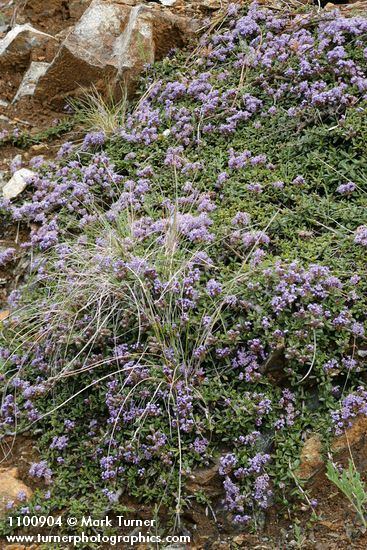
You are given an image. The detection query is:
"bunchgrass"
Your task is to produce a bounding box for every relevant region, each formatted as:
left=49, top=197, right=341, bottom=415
left=69, top=85, right=128, bottom=136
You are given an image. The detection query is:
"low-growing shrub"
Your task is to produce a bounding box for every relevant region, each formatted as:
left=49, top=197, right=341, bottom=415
left=1, top=0, right=367, bottom=537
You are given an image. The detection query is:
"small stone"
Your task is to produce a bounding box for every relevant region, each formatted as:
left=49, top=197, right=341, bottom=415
left=0, top=310, right=10, bottom=321
left=30, top=144, right=48, bottom=152
left=159, top=0, right=177, bottom=5
left=200, top=0, right=222, bottom=10
left=0, top=170, right=6, bottom=189
left=2, top=168, right=36, bottom=199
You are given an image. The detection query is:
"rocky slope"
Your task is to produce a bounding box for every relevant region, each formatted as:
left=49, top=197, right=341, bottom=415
left=1, top=1, right=367, bottom=549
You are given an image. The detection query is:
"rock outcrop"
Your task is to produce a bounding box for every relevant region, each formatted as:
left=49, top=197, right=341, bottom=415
left=0, top=467, right=33, bottom=518
left=297, top=415, right=367, bottom=481
left=0, top=24, right=57, bottom=70
left=0, top=0, right=205, bottom=109
left=33, top=1, right=199, bottom=107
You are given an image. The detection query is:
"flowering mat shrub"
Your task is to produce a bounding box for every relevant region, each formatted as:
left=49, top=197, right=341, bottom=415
left=1, top=1, right=367, bottom=543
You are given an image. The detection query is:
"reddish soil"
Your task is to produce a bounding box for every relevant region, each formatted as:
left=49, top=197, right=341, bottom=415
left=2, top=436, right=367, bottom=549
left=5, top=0, right=83, bottom=34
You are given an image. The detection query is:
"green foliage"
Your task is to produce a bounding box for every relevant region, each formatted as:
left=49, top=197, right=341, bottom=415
left=292, top=522, right=307, bottom=549
left=326, top=459, right=367, bottom=528
left=0, top=118, right=75, bottom=149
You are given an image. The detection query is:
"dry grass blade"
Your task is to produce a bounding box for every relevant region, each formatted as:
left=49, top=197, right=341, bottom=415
left=69, top=84, right=128, bottom=136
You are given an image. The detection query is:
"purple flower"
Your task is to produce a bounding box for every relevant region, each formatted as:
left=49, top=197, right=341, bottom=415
left=336, top=181, right=356, bottom=194
left=228, top=2, right=240, bottom=16
left=242, top=231, right=270, bottom=248
left=352, top=322, right=365, bottom=337
left=247, top=183, right=263, bottom=193
left=342, top=356, right=358, bottom=371
left=253, top=474, right=272, bottom=509
left=29, top=461, right=53, bottom=484
left=64, top=419, right=75, bottom=431
left=82, top=131, right=106, bottom=148
left=232, top=212, right=250, bottom=226
left=228, top=148, right=252, bottom=169
left=176, top=212, right=214, bottom=243
left=206, top=279, right=223, bottom=297
left=7, top=290, right=21, bottom=309
left=332, top=310, right=350, bottom=328
left=191, top=437, right=209, bottom=455
left=331, top=387, right=367, bottom=435
left=16, top=490, right=27, bottom=502
left=219, top=454, right=238, bottom=475
left=350, top=274, right=361, bottom=285
left=50, top=435, right=69, bottom=451
left=354, top=226, right=367, bottom=247
left=164, top=146, right=184, bottom=168
left=292, top=176, right=305, bottom=186
left=217, top=172, right=228, bottom=185
left=247, top=453, right=271, bottom=473
left=0, top=248, right=16, bottom=266
left=57, top=141, right=74, bottom=159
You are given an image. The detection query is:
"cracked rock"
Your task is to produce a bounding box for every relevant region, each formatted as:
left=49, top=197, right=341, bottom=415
left=32, top=0, right=199, bottom=107
left=13, top=61, right=50, bottom=102
left=0, top=24, right=56, bottom=70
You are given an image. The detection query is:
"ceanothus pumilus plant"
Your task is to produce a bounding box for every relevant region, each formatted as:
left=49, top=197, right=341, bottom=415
left=0, top=1, right=367, bottom=532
